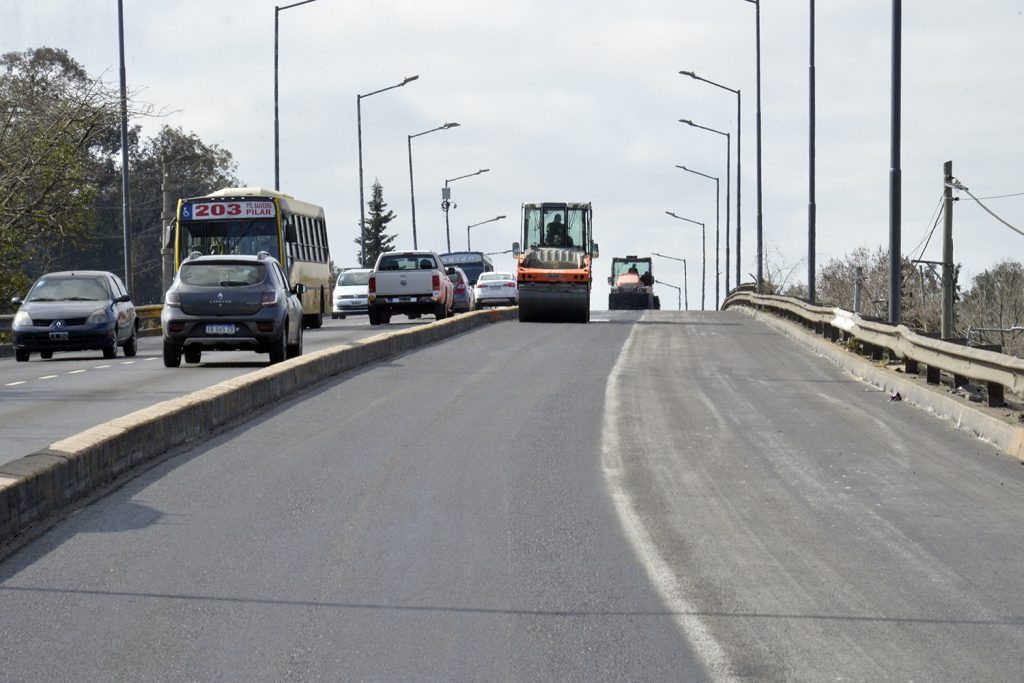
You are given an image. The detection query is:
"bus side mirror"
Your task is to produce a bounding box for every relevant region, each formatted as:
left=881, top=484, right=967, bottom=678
left=607, top=276, right=612, bottom=285
left=591, top=243, right=600, bottom=259
left=285, top=224, right=298, bottom=244
left=512, top=242, right=521, bottom=257
left=293, top=283, right=307, bottom=295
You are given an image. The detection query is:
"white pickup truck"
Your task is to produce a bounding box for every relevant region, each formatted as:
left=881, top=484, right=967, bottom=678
left=367, top=251, right=455, bottom=325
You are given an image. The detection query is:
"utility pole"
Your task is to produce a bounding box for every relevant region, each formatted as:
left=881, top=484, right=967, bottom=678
left=160, top=156, right=175, bottom=297
left=941, top=160, right=954, bottom=338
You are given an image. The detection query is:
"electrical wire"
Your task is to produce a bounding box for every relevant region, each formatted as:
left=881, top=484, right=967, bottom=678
left=951, top=178, right=1024, bottom=237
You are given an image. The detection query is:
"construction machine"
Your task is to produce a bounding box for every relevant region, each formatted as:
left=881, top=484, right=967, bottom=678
left=513, top=202, right=599, bottom=323
left=608, top=256, right=660, bottom=310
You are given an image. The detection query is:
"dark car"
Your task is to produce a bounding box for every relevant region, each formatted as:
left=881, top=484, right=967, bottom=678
left=160, top=251, right=305, bottom=367
left=11, top=271, right=137, bottom=362
left=449, top=266, right=476, bottom=314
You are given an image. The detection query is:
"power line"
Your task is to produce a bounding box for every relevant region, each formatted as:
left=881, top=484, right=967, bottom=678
left=950, top=178, right=1024, bottom=237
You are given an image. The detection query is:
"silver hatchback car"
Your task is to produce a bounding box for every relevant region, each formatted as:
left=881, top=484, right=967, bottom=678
left=161, top=252, right=305, bottom=366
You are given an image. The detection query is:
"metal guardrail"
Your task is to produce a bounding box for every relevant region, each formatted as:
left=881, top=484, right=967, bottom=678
left=723, top=291, right=1024, bottom=407
left=0, top=314, right=10, bottom=333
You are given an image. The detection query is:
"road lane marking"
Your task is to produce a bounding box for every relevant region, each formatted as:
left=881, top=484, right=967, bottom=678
left=601, top=314, right=736, bottom=681
left=5, top=381, right=26, bottom=386
left=38, top=375, right=58, bottom=380
left=121, top=361, right=136, bottom=365
left=68, top=369, right=86, bottom=374
left=94, top=365, right=111, bottom=369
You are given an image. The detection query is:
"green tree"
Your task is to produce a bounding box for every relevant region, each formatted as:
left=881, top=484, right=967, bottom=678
left=354, top=179, right=397, bottom=267
left=958, top=260, right=1024, bottom=356
left=79, top=125, right=239, bottom=304
left=0, top=47, right=121, bottom=303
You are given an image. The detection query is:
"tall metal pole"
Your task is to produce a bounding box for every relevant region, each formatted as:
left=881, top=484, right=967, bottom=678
left=683, top=259, right=688, bottom=310
left=888, top=0, right=902, bottom=324
left=724, top=133, right=731, bottom=296
left=274, top=6, right=280, bottom=191
left=754, top=0, right=764, bottom=293
left=357, top=95, right=366, bottom=264
left=444, top=181, right=451, bottom=253
left=408, top=134, right=418, bottom=249
left=735, top=92, right=742, bottom=288
left=808, top=0, right=817, bottom=303
left=941, top=160, right=954, bottom=338
left=117, top=0, right=132, bottom=297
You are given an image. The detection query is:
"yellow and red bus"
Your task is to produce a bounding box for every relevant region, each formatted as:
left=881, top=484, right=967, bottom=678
left=173, top=187, right=333, bottom=328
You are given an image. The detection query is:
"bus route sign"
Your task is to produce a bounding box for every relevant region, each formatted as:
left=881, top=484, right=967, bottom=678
left=182, top=200, right=277, bottom=221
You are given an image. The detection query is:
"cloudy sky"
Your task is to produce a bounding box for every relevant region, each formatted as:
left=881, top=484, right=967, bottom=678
left=4, top=1, right=1023, bottom=309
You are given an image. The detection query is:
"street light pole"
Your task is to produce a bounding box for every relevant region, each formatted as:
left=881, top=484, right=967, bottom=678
left=467, top=215, right=507, bottom=251
left=444, top=168, right=489, bottom=253
left=677, top=165, right=720, bottom=309
left=678, top=119, right=730, bottom=297
left=654, top=280, right=682, bottom=311
left=117, top=0, right=132, bottom=297
left=652, top=252, right=688, bottom=310
left=678, top=71, right=740, bottom=290
left=666, top=211, right=706, bottom=310
left=275, top=0, right=320, bottom=192
left=408, top=122, right=460, bottom=250
left=888, top=0, right=902, bottom=324
left=808, top=0, right=817, bottom=303
left=742, top=0, right=764, bottom=293
left=357, top=74, right=419, bottom=266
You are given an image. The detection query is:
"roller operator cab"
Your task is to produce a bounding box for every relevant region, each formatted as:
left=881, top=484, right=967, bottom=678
left=512, top=202, right=599, bottom=323
left=608, top=256, right=660, bottom=310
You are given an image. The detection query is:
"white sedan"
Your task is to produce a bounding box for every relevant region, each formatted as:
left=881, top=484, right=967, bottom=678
left=473, top=272, right=518, bottom=307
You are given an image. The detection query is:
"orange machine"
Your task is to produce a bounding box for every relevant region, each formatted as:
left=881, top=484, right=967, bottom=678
left=608, top=255, right=660, bottom=310
left=513, top=202, right=599, bottom=323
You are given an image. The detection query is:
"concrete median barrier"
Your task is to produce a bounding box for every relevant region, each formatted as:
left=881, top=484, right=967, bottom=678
left=0, top=307, right=517, bottom=552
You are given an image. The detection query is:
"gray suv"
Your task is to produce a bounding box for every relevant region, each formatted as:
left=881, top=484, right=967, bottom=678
left=161, top=252, right=305, bottom=367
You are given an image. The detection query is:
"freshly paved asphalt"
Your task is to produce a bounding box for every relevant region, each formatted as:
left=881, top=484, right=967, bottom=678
left=2, top=310, right=1023, bottom=680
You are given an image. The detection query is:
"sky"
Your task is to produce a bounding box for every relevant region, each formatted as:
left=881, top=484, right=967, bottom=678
left=3, top=0, right=1023, bottom=310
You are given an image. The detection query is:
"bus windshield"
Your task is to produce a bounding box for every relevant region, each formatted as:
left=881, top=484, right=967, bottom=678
left=440, top=252, right=493, bottom=285
left=178, top=219, right=281, bottom=261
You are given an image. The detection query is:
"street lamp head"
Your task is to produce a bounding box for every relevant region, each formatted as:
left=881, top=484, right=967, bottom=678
left=402, top=75, right=419, bottom=85
left=496, top=215, right=507, bottom=220
left=679, top=119, right=693, bottom=126
left=679, top=70, right=697, bottom=78
left=443, top=122, right=460, bottom=129
left=665, top=211, right=679, bottom=219
left=480, top=168, right=490, bottom=174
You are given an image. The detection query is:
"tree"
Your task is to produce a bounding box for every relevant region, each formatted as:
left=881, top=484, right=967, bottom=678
left=354, top=179, right=397, bottom=267
left=80, top=125, right=239, bottom=304
left=0, top=47, right=122, bottom=303
left=958, top=260, right=1024, bottom=356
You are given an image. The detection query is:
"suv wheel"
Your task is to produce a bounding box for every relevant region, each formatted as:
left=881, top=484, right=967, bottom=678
left=163, top=341, right=182, bottom=368
left=123, top=328, right=138, bottom=357
left=287, top=324, right=303, bottom=359
left=268, top=325, right=287, bottom=364
left=102, top=342, right=117, bottom=359
left=15, top=349, right=29, bottom=362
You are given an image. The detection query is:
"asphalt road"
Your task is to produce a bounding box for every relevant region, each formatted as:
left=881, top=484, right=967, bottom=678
left=0, top=316, right=431, bottom=466
left=2, top=310, right=1023, bottom=680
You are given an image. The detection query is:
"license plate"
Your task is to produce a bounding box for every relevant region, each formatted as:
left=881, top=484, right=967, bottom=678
left=49, top=332, right=68, bottom=340
left=205, top=324, right=235, bottom=335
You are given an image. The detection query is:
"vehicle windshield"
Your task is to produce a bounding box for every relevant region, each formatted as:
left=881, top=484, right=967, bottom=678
left=378, top=254, right=436, bottom=270
left=524, top=205, right=587, bottom=249
left=613, top=260, right=652, bottom=279
left=336, top=271, right=370, bottom=286
left=27, top=276, right=110, bottom=301
left=179, top=262, right=267, bottom=287
left=179, top=219, right=280, bottom=260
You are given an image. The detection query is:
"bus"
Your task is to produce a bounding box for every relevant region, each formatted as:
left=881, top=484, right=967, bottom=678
left=172, top=187, right=333, bottom=328
left=439, top=251, right=494, bottom=285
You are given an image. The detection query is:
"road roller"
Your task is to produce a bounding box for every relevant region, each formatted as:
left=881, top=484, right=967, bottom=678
left=512, top=202, right=598, bottom=323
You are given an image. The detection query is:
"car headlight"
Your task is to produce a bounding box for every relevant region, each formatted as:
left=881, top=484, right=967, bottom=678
left=13, top=310, right=32, bottom=327
left=86, top=308, right=110, bottom=325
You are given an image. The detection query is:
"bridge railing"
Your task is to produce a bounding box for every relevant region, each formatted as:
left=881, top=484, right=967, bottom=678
left=723, top=291, right=1024, bottom=407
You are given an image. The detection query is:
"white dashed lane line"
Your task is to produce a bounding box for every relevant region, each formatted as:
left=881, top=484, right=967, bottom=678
left=69, top=369, right=86, bottom=374
left=5, top=381, right=26, bottom=387
left=39, top=375, right=58, bottom=380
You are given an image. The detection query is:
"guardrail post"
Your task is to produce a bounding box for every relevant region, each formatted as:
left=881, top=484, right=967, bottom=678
left=988, top=382, right=1005, bottom=408
left=871, top=345, right=884, bottom=361
left=926, top=365, right=941, bottom=385
left=904, top=358, right=918, bottom=374
left=953, top=373, right=968, bottom=389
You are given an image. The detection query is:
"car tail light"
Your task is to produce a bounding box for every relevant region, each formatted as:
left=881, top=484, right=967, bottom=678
left=261, top=291, right=279, bottom=306
left=432, top=274, right=440, bottom=290
left=368, top=275, right=376, bottom=293
left=504, top=282, right=516, bottom=288
left=257, top=321, right=274, bottom=332
left=456, top=282, right=465, bottom=292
